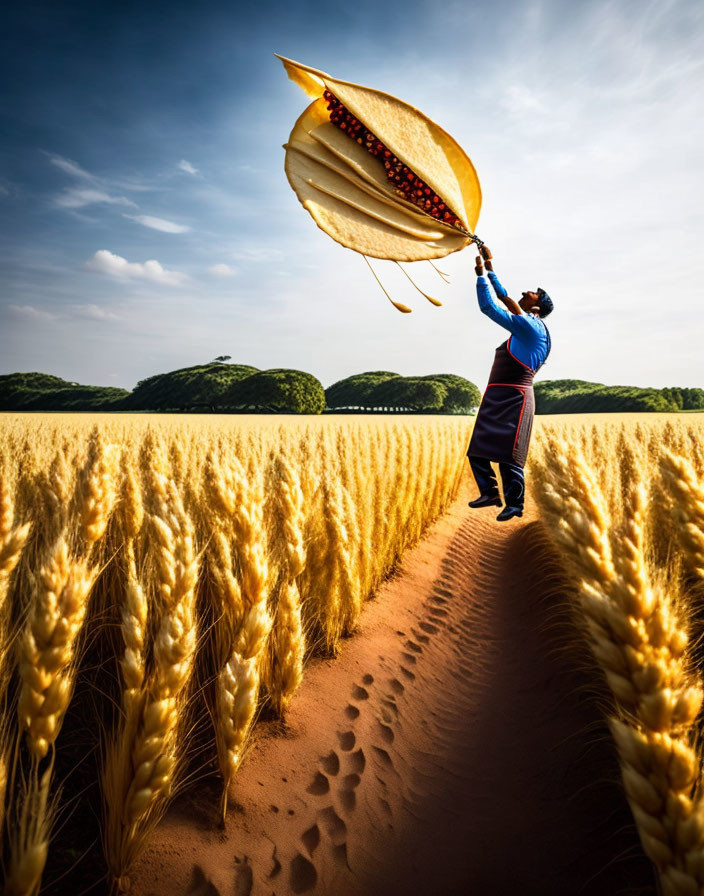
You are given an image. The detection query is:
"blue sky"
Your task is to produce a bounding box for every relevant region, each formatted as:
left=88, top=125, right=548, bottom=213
left=2, top=0, right=702, bottom=391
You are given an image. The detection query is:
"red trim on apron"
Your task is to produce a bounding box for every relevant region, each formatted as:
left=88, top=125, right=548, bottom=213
left=513, top=390, right=528, bottom=451
left=506, top=337, right=535, bottom=372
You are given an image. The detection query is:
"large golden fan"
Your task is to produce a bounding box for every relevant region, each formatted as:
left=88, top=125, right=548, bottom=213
left=277, top=54, right=483, bottom=312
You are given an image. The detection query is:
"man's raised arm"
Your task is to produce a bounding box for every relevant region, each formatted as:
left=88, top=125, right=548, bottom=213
left=474, top=254, right=525, bottom=334
left=480, top=247, right=522, bottom=316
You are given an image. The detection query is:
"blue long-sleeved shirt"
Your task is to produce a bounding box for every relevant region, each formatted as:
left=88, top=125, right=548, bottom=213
left=476, top=271, right=550, bottom=371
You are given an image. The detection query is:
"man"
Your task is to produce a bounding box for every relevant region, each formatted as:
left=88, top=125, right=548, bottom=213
left=466, top=246, right=553, bottom=521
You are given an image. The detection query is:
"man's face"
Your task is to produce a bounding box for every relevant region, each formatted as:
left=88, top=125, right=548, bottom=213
left=519, top=291, right=540, bottom=313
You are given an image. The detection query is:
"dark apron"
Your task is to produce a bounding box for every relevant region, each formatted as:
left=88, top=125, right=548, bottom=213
left=467, top=337, right=538, bottom=468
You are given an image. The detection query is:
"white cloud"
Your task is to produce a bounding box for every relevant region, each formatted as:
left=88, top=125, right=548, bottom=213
left=209, top=263, right=238, bottom=277
left=85, top=250, right=187, bottom=286
left=8, top=304, right=57, bottom=322
left=178, top=159, right=199, bottom=175
left=46, top=153, right=145, bottom=209
left=124, top=214, right=191, bottom=233
left=47, top=153, right=94, bottom=180
left=231, top=247, right=284, bottom=263
left=54, top=188, right=137, bottom=209
left=70, top=303, right=121, bottom=321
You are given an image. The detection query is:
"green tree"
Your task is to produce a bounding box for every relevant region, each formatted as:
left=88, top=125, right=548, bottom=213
left=368, top=377, right=446, bottom=411
left=419, top=374, right=481, bottom=412
left=127, top=363, right=259, bottom=410
left=325, top=372, right=400, bottom=408
left=227, top=369, right=325, bottom=414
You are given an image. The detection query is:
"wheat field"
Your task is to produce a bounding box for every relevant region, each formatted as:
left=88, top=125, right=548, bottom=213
left=530, top=414, right=704, bottom=896
left=0, top=413, right=471, bottom=895
left=2, top=412, right=704, bottom=895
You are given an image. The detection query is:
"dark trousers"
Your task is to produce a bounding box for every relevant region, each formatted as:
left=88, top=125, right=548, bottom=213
left=468, top=455, right=525, bottom=509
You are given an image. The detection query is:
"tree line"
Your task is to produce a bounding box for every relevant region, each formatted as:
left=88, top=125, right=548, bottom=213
left=534, top=380, right=704, bottom=414
left=0, top=368, right=701, bottom=415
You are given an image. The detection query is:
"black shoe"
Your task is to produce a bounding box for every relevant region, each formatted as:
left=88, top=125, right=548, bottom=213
left=496, top=505, right=523, bottom=522
left=468, top=495, right=502, bottom=509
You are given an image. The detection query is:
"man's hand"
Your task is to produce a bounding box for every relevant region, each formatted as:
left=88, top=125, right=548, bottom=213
left=475, top=255, right=484, bottom=276
left=479, top=245, right=493, bottom=272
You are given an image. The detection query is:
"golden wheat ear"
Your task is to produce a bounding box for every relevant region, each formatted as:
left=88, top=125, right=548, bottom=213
left=362, top=256, right=412, bottom=314
left=277, top=54, right=480, bottom=263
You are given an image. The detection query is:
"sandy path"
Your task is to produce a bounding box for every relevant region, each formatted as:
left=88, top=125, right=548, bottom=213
left=132, top=472, right=655, bottom=896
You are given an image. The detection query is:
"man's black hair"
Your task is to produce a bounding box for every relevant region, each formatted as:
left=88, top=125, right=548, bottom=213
left=536, top=287, right=554, bottom=318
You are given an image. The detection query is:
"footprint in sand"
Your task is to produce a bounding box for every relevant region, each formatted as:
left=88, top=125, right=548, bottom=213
left=382, top=695, right=400, bottom=718
left=411, top=629, right=430, bottom=645
left=299, top=805, right=350, bottom=873
left=419, top=621, right=439, bottom=635
left=342, top=772, right=361, bottom=791
left=348, top=747, right=366, bottom=774
left=319, top=750, right=340, bottom=776
left=428, top=607, right=449, bottom=619
left=301, top=823, right=320, bottom=857
left=345, top=703, right=360, bottom=720
left=289, top=853, right=317, bottom=894
left=377, top=721, right=394, bottom=745
left=400, top=651, right=417, bottom=665
left=351, top=684, right=369, bottom=701
left=317, top=805, right=347, bottom=846
left=400, top=667, right=416, bottom=681
left=379, top=705, right=395, bottom=725
left=307, top=771, right=330, bottom=795
left=319, top=806, right=351, bottom=869
left=362, top=673, right=374, bottom=685
left=388, top=677, right=404, bottom=695
left=404, top=639, right=423, bottom=654
left=337, top=730, right=356, bottom=751
left=337, top=769, right=362, bottom=814
left=372, top=745, right=394, bottom=768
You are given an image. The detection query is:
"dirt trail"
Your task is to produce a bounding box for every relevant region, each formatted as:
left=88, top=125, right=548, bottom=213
left=132, top=472, right=655, bottom=896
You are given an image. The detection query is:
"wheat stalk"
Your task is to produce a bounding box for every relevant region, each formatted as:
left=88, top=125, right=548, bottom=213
left=17, top=537, right=95, bottom=760
left=118, top=449, right=144, bottom=541
left=0, top=464, right=31, bottom=702
left=268, top=454, right=306, bottom=714
left=125, top=479, right=198, bottom=817
left=533, top=437, right=704, bottom=895
left=75, top=426, right=119, bottom=547
left=660, top=450, right=704, bottom=591
left=205, top=449, right=272, bottom=816
left=102, top=441, right=199, bottom=892
left=5, top=765, right=53, bottom=896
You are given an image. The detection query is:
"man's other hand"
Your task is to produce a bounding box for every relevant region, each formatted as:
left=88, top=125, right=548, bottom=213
left=475, top=255, right=484, bottom=276
left=480, top=245, right=493, bottom=271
